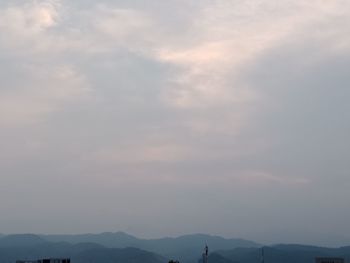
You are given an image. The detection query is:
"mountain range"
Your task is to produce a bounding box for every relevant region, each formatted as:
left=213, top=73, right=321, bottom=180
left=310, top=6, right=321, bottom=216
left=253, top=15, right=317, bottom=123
left=40, top=232, right=260, bottom=262
left=216, top=245, right=350, bottom=263
left=0, top=233, right=349, bottom=263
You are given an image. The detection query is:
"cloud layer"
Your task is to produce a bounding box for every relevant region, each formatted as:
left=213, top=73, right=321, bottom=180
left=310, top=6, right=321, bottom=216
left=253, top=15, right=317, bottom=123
left=0, top=0, right=350, bottom=246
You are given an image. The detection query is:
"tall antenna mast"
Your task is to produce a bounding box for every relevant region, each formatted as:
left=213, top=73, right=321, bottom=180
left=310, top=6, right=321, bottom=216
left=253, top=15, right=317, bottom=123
left=203, top=244, right=209, bottom=263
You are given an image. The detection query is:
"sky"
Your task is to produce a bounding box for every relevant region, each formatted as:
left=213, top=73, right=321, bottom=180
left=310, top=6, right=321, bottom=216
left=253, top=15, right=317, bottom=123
left=0, top=0, right=350, bottom=246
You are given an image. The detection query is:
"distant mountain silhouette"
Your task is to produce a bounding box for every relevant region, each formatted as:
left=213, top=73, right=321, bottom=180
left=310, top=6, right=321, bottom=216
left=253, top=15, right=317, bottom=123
left=73, top=247, right=166, bottom=263
left=0, top=234, right=46, bottom=247
left=0, top=236, right=165, bottom=263
left=3, top=233, right=350, bottom=263
left=216, top=245, right=350, bottom=263
left=42, top=232, right=140, bottom=248
left=41, top=232, right=260, bottom=263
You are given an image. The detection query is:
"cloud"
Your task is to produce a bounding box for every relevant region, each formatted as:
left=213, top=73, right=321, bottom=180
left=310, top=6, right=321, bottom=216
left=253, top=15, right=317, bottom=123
left=0, top=0, right=61, bottom=52
left=0, top=63, right=91, bottom=126
left=0, top=0, right=60, bottom=32
left=153, top=0, right=350, bottom=111
left=0, top=0, right=350, bottom=243
left=1, top=0, right=346, bottom=174
left=241, top=171, right=310, bottom=186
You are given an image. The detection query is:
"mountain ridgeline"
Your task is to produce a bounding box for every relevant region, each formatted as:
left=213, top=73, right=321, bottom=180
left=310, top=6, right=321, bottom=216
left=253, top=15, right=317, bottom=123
left=41, top=232, right=260, bottom=263
left=0, top=233, right=349, bottom=263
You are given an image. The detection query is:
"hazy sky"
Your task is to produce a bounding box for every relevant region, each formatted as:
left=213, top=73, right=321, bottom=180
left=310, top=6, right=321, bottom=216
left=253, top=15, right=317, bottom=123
left=0, top=0, right=350, bottom=246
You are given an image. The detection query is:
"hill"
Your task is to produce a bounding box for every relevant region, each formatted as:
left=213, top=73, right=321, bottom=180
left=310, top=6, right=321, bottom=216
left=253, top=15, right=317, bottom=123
left=4, top=233, right=350, bottom=263
left=0, top=234, right=47, bottom=247
left=0, top=235, right=166, bottom=263
left=73, top=247, right=166, bottom=263
left=216, top=245, right=350, bottom=263
left=41, top=232, right=260, bottom=263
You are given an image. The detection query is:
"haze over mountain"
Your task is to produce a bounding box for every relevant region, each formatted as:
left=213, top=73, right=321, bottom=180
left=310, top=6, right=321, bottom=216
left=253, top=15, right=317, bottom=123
left=0, top=234, right=47, bottom=248
left=42, top=232, right=260, bottom=263
left=0, top=244, right=164, bottom=263
left=1, top=234, right=350, bottom=263
left=216, top=245, right=350, bottom=263
left=0, top=233, right=256, bottom=263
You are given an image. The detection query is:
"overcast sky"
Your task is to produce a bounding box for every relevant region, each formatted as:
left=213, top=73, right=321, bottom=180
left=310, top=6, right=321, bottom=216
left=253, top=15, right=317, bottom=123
left=0, top=0, right=350, bottom=246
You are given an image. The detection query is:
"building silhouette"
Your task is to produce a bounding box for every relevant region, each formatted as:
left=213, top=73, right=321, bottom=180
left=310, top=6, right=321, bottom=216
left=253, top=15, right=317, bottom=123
left=17, top=259, right=70, bottom=263
left=315, top=258, right=345, bottom=263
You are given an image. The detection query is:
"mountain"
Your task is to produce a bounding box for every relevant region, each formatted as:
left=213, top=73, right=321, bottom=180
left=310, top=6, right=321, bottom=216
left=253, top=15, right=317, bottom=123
left=141, top=234, right=260, bottom=263
left=215, top=245, right=350, bottom=263
left=41, top=233, right=260, bottom=263
left=0, top=234, right=47, bottom=247
left=73, top=247, right=166, bottom=263
left=0, top=233, right=260, bottom=263
left=2, top=234, right=350, bottom=263
left=42, top=232, right=140, bottom=248
left=0, top=236, right=166, bottom=263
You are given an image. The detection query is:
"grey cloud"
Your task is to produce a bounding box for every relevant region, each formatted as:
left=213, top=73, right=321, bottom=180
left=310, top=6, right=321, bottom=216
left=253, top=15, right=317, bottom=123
left=0, top=0, right=350, bottom=247
left=240, top=39, right=350, bottom=181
